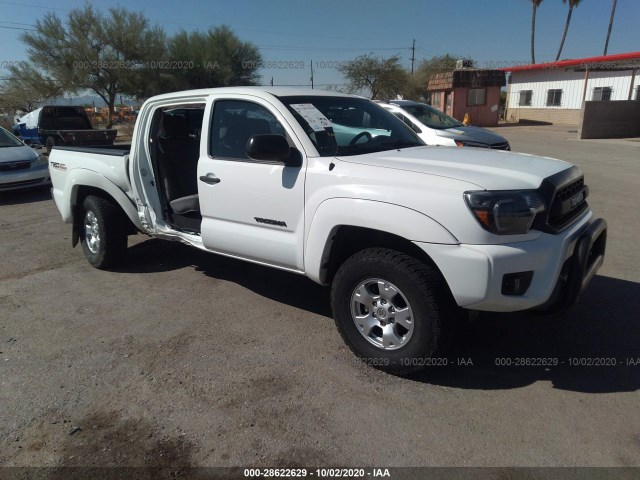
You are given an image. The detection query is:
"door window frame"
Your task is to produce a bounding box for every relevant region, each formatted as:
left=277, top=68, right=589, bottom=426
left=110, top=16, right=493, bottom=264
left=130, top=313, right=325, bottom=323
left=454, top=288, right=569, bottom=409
left=207, top=97, right=301, bottom=165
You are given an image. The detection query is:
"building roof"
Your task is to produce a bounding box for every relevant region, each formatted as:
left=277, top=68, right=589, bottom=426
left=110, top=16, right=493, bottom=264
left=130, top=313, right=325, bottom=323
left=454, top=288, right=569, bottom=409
left=502, top=51, right=640, bottom=72
left=428, top=69, right=506, bottom=91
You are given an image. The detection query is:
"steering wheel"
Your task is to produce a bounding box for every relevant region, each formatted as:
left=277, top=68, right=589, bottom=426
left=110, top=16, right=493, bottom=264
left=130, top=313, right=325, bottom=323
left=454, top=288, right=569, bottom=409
left=349, top=131, right=373, bottom=146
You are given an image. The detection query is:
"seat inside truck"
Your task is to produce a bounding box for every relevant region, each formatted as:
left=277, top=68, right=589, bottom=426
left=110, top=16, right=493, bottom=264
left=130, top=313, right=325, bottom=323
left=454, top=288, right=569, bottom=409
left=154, top=106, right=204, bottom=232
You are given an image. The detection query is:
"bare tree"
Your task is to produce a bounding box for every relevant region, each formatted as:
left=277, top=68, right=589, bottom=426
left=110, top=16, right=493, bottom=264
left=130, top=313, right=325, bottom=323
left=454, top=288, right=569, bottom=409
left=338, top=55, right=407, bottom=100
left=0, top=62, right=63, bottom=112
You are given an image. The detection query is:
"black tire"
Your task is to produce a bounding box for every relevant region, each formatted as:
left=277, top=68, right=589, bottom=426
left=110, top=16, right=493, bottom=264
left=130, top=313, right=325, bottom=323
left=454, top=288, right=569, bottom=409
left=331, top=247, right=455, bottom=375
left=45, top=136, right=57, bottom=154
left=80, top=195, right=127, bottom=269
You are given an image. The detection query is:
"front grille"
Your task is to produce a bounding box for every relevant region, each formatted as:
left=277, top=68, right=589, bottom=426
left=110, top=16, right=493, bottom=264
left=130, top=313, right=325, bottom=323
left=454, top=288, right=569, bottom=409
left=0, top=178, right=44, bottom=188
left=0, top=161, right=31, bottom=172
left=490, top=141, right=510, bottom=151
left=548, top=177, right=588, bottom=230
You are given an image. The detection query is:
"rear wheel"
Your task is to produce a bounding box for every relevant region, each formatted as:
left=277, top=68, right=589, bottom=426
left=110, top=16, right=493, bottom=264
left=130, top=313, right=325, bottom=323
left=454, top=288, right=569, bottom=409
left=80, top=195, right=127, bottom=269
left=331, top=247, right=454, bottom=375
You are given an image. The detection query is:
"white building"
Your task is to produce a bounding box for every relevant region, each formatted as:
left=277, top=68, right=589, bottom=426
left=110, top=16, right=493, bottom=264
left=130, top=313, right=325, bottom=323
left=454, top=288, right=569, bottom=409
left=504, top=51, right=640, bottom=125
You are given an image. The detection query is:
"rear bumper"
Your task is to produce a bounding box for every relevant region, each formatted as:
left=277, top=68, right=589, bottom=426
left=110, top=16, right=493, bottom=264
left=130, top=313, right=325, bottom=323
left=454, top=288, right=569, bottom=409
left=415, top=210, right=607, bottom=312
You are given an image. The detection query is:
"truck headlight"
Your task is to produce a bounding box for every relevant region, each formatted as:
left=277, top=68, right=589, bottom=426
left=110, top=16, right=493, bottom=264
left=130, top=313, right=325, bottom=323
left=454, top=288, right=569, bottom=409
left=464, top=190, right=545, bottom=235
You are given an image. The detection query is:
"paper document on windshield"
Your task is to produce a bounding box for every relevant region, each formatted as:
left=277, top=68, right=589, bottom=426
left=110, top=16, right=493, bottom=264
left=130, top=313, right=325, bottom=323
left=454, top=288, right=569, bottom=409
left=290, top=104, right=332, bottom=132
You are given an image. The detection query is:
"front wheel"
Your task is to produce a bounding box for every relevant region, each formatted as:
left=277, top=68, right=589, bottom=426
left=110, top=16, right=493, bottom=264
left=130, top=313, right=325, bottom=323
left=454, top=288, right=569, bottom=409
left=80, top=195, right=127, bottom=269
left=331, top=248, right=454, bottom=375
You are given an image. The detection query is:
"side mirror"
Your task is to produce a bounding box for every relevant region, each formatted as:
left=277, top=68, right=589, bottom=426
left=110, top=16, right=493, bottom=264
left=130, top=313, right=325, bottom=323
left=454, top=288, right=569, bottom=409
left=246, top=134, right=301, bottom=167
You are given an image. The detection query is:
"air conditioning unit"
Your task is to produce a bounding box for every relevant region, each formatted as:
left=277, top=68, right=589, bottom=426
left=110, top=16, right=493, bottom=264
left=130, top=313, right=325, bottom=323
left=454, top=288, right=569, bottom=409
left=456, top=59, right=474, bottom=70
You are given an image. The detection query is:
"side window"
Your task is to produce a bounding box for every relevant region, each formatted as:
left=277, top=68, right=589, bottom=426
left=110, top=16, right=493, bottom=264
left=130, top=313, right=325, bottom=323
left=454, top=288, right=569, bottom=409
left=210, top=100, right=286, bottom=160
left=392, top=112, right=420, bottom=133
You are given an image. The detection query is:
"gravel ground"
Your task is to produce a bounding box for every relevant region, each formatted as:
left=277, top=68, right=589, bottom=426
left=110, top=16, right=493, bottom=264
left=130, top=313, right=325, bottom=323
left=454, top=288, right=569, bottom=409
left=0, top=126, right=639, bottom=471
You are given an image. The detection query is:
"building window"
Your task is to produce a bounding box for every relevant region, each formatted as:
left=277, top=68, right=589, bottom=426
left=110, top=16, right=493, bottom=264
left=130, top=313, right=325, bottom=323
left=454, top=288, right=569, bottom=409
left=467, top=88, right=486, bottom=106
left=546, top=89, right=563, bottom=107
left=519, top=90, right=533, bottom=106
left=635, top=86, right=640, bottom=100
left=592, top=87, right=612, bottom=101
left=432, top=92, right=441, bottom=107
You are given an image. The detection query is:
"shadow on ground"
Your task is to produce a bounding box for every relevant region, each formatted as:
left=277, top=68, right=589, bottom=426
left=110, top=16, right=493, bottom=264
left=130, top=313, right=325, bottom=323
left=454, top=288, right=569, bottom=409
left=411, top=274, right=640, bottom=393
left=116, top=238, right=640, bottom=394
left=116, top=238, right=332, bottom=318
left=0, top=186, right=51, bottom=206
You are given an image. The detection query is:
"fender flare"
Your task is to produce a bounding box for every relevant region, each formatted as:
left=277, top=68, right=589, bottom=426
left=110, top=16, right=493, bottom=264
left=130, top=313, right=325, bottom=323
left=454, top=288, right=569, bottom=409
left=304, top=198, right=458, bottom=283
left=61, top=169, right=143, bottom=236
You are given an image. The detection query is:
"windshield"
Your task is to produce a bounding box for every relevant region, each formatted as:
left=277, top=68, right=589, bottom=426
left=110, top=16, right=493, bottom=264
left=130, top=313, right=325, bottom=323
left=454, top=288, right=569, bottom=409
left=279, top=95, right=423, bottom=157
left=0, top=127, right=23, bottom=147
left=401, top=103, right=463, bottom=129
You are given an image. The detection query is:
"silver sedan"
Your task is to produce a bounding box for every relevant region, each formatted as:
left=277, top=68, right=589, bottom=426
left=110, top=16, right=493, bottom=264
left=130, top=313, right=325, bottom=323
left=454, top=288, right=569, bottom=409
left=0, top=126, right=50, bottom=191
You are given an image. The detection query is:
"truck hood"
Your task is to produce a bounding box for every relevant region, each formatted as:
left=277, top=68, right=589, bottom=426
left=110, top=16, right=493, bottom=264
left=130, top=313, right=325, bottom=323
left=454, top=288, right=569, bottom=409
left=336, top=146, right=572, bottom=190
left=434, top=125, right=507, bottom=145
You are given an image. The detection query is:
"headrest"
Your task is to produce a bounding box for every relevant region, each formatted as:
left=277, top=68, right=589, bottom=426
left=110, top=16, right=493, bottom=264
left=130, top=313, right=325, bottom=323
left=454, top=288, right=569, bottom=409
left=162, top=114, right=188, bottom=138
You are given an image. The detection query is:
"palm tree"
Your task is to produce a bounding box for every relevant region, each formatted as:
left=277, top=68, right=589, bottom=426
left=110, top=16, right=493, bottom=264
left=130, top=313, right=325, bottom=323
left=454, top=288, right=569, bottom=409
left=556, top=0, right=582, bottom=61
left=531, top=0, right=544, bottom=64
left=603, top=0, right=617, bottom=55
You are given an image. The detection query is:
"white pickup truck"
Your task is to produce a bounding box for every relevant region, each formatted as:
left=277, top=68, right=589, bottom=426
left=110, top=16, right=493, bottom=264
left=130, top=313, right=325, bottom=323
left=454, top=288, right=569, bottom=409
left=49, top=87, right=607, bottom=374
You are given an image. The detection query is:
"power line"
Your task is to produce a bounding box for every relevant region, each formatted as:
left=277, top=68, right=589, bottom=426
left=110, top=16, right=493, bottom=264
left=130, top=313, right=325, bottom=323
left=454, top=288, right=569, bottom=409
left=0, top=0, right=70, bottom=11
left=0, top=21, right=36, bottom=26
left=256, top=45, right=409, bottom=52
left=0, top=25, right=36, bottom=31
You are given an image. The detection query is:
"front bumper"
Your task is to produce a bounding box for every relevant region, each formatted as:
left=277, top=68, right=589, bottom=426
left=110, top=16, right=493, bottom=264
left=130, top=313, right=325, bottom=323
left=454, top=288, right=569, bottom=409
left=415, top=210, right=607, bottom=312
left=0, top=165, right=51, bottom=192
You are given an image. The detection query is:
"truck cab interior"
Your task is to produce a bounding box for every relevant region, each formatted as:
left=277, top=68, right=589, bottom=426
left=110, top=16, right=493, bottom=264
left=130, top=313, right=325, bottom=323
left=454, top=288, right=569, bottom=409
left=150, top=104, right=205, bottom=233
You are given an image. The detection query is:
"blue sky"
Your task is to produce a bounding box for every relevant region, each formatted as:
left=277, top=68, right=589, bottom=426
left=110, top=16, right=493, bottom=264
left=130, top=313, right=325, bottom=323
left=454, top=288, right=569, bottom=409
left=1, top=0, right=638, bottom=91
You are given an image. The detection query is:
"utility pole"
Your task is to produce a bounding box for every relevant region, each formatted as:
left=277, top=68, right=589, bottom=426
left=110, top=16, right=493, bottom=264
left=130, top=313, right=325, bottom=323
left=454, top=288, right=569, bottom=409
left=411, top=39, right=416, bottom=75
left=310, top=59, right=314, bottom=89
left=270, top=76, right=274, bottom=86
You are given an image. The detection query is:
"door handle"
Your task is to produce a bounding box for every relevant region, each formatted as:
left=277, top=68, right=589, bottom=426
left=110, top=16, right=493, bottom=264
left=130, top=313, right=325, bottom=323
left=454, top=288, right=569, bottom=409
left=200, top=174, right=221, bottom=185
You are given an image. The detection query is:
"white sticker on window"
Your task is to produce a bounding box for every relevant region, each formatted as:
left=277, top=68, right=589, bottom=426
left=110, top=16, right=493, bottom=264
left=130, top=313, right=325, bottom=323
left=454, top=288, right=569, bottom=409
left=290, top=103, right=332, bottom=132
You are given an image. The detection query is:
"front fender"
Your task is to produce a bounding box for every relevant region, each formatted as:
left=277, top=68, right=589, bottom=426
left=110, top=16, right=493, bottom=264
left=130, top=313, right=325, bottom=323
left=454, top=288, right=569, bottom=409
left=53, top=168, right=142, bottom=231
left=304, top=198, right=458, bottom=283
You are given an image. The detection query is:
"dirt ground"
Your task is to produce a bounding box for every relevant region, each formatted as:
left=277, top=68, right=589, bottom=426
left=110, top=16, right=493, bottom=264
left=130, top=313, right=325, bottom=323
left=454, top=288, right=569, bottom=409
left=0, top=125, right=639, bottom=474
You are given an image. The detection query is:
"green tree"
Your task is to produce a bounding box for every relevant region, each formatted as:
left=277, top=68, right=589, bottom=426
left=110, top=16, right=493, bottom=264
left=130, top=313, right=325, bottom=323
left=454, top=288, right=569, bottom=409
left=603, top=0, right=617, bottom=55
left=0, top=62, right=63, bottom=112
left=17, top=5, right=165, bottom=127
left=556, top=0, right=582, bottom=61
left=166, top=25, right=262, bottom=91
left=338, top=54, right=407, bottom=100
left=530, top=0, right=544, bottom=64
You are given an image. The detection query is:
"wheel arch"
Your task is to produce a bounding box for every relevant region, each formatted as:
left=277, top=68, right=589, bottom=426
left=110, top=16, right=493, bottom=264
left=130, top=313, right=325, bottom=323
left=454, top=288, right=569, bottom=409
left=304, top=198, right=458, bottom=286
left=69, top=175, right=141, bottom=247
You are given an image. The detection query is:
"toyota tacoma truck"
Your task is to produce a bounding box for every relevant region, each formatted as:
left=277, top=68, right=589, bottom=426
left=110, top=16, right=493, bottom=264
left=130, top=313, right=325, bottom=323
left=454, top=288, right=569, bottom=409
left=48, top=87, right=607, bottom=374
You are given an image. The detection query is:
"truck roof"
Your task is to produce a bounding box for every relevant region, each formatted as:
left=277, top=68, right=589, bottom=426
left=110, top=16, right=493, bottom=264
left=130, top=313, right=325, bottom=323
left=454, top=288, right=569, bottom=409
left=145, top=86, right=363, bottom=103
